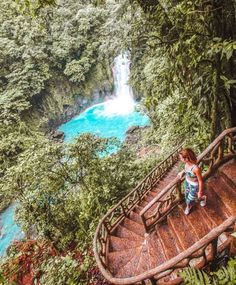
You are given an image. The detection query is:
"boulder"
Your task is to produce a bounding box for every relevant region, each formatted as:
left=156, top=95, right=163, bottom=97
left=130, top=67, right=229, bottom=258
left=126, top=125, right=140, bottom=134
left=51, top=130, right=65, bottom=140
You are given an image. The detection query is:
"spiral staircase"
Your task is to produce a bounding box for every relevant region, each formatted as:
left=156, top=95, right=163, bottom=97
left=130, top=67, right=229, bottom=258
left=93, top=128, right=236, bottom=285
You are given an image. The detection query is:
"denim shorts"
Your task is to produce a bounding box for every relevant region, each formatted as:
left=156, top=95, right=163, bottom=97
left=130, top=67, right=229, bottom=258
left=184, top=180, right=198, bottom=205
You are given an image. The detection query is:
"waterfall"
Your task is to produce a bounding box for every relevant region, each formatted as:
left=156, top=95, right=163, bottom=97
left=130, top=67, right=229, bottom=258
left=102, top=53, right=135, bottom=116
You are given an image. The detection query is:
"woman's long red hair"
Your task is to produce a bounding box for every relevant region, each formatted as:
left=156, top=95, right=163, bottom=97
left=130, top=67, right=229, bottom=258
left=179, top=148, right=197, bottom=164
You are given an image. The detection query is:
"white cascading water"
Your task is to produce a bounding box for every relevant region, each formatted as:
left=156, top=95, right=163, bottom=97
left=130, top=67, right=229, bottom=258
left=102, top=53, right=135, bottom=116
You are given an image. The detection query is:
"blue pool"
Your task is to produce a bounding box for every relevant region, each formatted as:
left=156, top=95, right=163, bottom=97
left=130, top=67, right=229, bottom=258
left=59, top=103, right=149, bottom=143
left=0, top=204, right=24, bottom=256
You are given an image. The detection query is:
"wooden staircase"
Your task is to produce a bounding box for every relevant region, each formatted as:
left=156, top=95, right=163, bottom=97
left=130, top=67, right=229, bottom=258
left=108, top=165, right=179, bottom=277
left=94, top=129, right=236, bottom=285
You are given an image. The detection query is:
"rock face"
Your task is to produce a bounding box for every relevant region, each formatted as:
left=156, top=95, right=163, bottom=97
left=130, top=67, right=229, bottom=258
left=125, top=125, right=160, bottom=158
left=126, top=125, right=140, bottom=134
left=49, top=130, right=65, bottom=142
left=125, top=125, right=150, bottom=145
left=46, top=88, right=110, bottom=130
left=23, top=76, right=113, bottom=132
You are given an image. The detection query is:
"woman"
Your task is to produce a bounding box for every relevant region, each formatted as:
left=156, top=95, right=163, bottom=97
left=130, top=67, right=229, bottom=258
left=178, top=148, right=206, bottom=215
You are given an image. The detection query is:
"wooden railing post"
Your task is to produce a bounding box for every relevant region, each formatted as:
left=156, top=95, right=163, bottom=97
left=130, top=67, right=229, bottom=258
left=141, top=213, right=148, bottom=233
left=103, top=221, right=110, bottom=234
left=177, top=180, right=182, bottom=200
left=149, top=277, right=156, bottom=285
left=229, top=223, right=236, bottom=256
left=120, top=202, right=127, bottom=217
left=210, top=237, right=218, bottom=271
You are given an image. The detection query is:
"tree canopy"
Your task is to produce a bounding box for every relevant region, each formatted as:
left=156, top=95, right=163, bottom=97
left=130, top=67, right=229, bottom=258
left=126, top=0, right=236, bottom=149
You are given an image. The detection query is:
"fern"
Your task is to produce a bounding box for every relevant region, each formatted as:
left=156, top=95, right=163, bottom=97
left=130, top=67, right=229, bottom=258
left=180, top=267, right=211, bottom=285
left=180, top=257, right=236, bottom=285
left=211, top=258, right=236, bottom=285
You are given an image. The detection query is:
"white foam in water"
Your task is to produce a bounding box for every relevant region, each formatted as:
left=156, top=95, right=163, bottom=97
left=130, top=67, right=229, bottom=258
left=102, top=53, right=135, bottom=117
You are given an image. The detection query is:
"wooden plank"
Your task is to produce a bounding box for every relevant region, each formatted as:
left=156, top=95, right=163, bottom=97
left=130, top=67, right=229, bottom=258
left=207, top=177, right=236, bottom=216
left=200, top=181, right=230, bottom=227
left=156, top=222, right=182, bottom=259
left=168, top=207, right=200, bottom=250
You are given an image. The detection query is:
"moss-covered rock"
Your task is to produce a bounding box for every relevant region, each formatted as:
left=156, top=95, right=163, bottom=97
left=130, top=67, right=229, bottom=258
left=23, top=67, right=113, bottom=131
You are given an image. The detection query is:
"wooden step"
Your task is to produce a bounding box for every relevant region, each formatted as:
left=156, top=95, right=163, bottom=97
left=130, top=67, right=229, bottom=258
left=128, top=210, right=142, bottom=224
left=178, top=204, right=210, bottom=240
left=152, top=186, right=163, bottom=193
left=166, top=172, right=178, bottom=179
left=168, top=207, right=199, bottom=250
left=135, top=244, right=151, bottom=275
left=207, top=176, right=236, bottom=215
left=115, top=247, right=143, bottom=278
left=219, top=159, right=236, bottom=186
left=122, top=218, right=145, bottom=236
left=108, top=247, right=142, bottom=275
left=147, top=232, right=166, bottom=268
left=109, top=236, right=141, bottom=251
left=158, top=180, right=171, bottom=188
left=114, top=225, right=143, bottom=241
left=156, top=222, right=181, bottom=259
left=219, top=169, right=236, bottom=189
left=200, top=182, right=230, bottom=228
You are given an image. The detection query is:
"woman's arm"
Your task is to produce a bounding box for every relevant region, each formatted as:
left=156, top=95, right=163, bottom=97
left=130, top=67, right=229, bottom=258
left=177, top=169, right=185, bottom=178
left=194, top=166, right=204, bottom=198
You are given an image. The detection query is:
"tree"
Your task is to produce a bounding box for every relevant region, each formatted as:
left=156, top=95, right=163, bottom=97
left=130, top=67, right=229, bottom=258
left=1, top=134, right=144, bottom=249
left=125, top=0, right=236, bottom=148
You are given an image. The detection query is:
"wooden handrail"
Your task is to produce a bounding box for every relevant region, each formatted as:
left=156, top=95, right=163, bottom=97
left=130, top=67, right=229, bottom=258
left=140, top=177, right=179, bottom=217
left=140, top=127, right=236, bottom=230
left=115, top=143, right=182, bottom=206
left=198, top=127, right=236, bottom=161
left=94, top=216, right=236, bottom=284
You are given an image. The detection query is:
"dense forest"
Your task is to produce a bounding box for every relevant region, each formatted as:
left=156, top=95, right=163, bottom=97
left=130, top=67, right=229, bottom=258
left=0, top=0, right=235, bottom=284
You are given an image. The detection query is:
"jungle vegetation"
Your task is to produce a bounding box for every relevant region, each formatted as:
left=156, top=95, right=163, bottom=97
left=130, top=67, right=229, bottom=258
left=127, top=0, right=236, bottom=151
left=0, top=0, right=235, bottom=284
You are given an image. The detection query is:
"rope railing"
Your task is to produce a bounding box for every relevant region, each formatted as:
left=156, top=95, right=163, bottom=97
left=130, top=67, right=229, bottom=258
left=140, top=127, right=236, bottom=232
left=93, top=144, right=183, bottom=271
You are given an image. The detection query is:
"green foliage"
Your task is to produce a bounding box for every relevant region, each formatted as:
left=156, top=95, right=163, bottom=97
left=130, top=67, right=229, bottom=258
left=0, top=116, right=44, bottom=210
left=0, top=0, right=113, bottom=128
left=0, top=0, right=117, bottom=207
left=15, top=0, right=56, bottom=16
left=0, top=134, right=145, bottom=249
left=180, top=257, right=236, bottom=285
left=125, top=0, right=236, bottom=149
left=64, top=58, right=92, bottom=83
left=39, top=255, right=80, bottom=285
